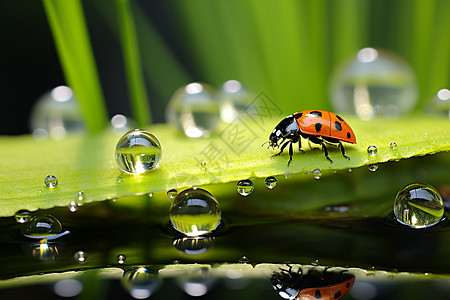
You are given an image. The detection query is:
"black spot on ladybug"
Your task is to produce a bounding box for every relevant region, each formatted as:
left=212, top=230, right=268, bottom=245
left=335, top=121, right=342, bottom=131
left=334, top=290, right=342, bottom=299
left=347, top=132, right=351, bottom=139
left=315, top=289, right=322, bottom=298
left=310, top=111, right=323, bottom=117
left=346, top=282, right=350, bottom=288
left=336, top=115, right=343, bottom=121
left=315, top=123, right=322, bottom=133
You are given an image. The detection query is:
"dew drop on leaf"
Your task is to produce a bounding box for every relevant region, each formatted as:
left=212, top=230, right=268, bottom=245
left=264, top=177, right=277, bottom=189
left=236, top=179, right=254, bottom=196
left=44, top=175, right=58, bottom=188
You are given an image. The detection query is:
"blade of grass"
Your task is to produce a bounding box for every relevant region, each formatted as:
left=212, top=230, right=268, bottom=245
left=116, top=0, right=151, bottom=126
left=42, top=0, right=108, bottom=134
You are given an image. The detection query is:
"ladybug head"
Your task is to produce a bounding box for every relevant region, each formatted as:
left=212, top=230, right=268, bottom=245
left=268, top=116, right=299, bottom=148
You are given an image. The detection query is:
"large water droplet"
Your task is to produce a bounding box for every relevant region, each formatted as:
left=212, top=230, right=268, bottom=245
left=264, top=177, right=277, bottom=189
left=166, top=82, right=220, bottom=138
left=44, top=175, right=58, bottom=188
left=173, top=236, right=215, bottom=255
left=394, top=183, right=444, bottom=228
left=331, top=48, right=418, bottom=120
left=170, top=188, right=221, bottom=237
left=115, top=129, right=162, bottom=174
left=121, top=267, right=160, bottom=299
left=21, top=215, right=68, bottom=240
left=367, top=145, right=378, bottom=156
left=236, top=180, right=254, bottom=196
left=30, top=86, right=86, bottom=140
left=15, top=210, right=31, bottom=223
left=218, top=80, right=254, bottom=123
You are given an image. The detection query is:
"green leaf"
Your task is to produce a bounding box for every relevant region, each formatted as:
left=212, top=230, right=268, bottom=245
left=0, top=116, right=449, bottom=217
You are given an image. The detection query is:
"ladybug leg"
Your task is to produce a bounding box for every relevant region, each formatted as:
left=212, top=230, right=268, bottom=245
left=271, top=140, right=290, bottom=158
left=309, top=137, right=333, bottom=163
left=297, top=136, right=305, bottom=153
left=338, top=141, right=350, bottom=160
left=287, top=141, right=294, bottom=166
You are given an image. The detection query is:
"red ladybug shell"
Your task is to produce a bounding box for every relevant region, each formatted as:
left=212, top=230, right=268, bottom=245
left=295, top=110, right=356, bottom=144
left=297, top=275, right=355, bottom=300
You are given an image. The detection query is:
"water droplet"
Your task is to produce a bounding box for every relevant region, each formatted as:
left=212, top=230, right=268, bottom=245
left=74, top=250, right=87, bottom=263
left=15, top=210, right=31, bottom=223
left=200, top=162, right=207, bottom=170
left=117, top=176, right=123, bottom=183
left=173, top=236, right=215, bottom=255
left=394, top=183, right=444, bottom=228
left=284, top=172, right=291, bottom=179
left=148, top=192, right=153, bottom=197
left=238, top=256, right=250, bottom=264
left=390, top=142, right=397, bottom=149
left=44, top=175, right=58, bottom=188
left=313, top=169, right=322, bottom=180
left=264, top=177, right=277, bottom=189
left=167, top=189, right=178, bottom=199
left=21, top=215, right=68, bottom=240
left=236, top=179, right=254, bottom=196
left=367, top=145, right=378, bottom=156
left=30, top=86, right=86, bottom=140
left=110, top=114, right=137, bottom=135
left=166, top=82, right=220, bottom=138
left=28, top=239, right=60, bottom=262
left=77, top=191, right=85, bottom=201
left=117, top=254, right=127, bottom=264
left=368, top=164, right=378, bottom=172
left=218, top=80, right=254, bottom=123
left=121, top=267, right=160, bottom=299
left=311, top=259, right=319, bottom=266
left=115, top=129, right=162, bottom=174
left=170, top=188, right=221, bottom=237
left=68, top=201, right=78, bottom=212
left=331, top=48, right=418, bottom=120
left=348, top=168, right=352, bottom=173
left=426, top=89, right=450, bottom=117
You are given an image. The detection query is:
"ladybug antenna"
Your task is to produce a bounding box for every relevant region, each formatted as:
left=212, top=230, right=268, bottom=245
left=261, top=141, right=269, bottom=147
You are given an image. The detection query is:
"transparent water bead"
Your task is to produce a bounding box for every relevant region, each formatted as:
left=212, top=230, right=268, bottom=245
left=77, top=191, right=85, bottom=202
left=74, top=250, right=87, bottom=263
left=173, top=236, right=215, bottom=255
left=44, top=175, right=58, bottom=188
left=115, top=129, right=162, bottom=174
left=117, top=254, right=127, bottom=264
left=121, top=267, right=160, bottom=299
left=368, top=164, right=378, bottom=172
left=367, top=145, right=378, bottom=156
left=236, top=179, right=254, bottom=196
left=331, top=48, right=418, bottom=120
left=394, top=183, right=444, bottom=228
left=170, top=188, right=221, bottom=237
left=390, top=142, right=397, bottom=150
left=313, top=169, right=322, bottom=180
left=29, top=239, right=60, bottom=262
left=166, top=82, right=220, bottom=138
left=167, top=189, right=178, bottom=199
left=30, top=85, right=85, bottom=140
left=265, top=177, right=277, bottom=189
left=21, top=215, right=69, bottom=240
left=427, top=88, right=450, bottom=118
left=15, top=210, right=31, bottom=223
left=218, top=80, right=254, bottom=123
left=68, top=201, right=79, bottom=212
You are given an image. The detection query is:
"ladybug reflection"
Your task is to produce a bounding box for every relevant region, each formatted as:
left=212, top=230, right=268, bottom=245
left=271, top=265, right=355, bottom=300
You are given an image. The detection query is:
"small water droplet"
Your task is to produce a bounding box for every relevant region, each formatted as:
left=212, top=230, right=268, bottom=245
left=284, top=173, right=291, bottom=179
left=313, top=169, right=322, bottom=180
left=167, top=189, right=178, bottom=199
left=367, top=145, right=378, bottom=156
left=148, top=192, right=153, bottom=197
left=15, top=210, right=31, bottom=223
left=200, top=162, right=207, bottom=170
left=68, top=201, right=78, bottom=212
left=264, top=177, right=277, bottom=189
left=368, top=164, right=378, bottom=172
left=74, top=250, right=87, bottom=263
left=21, top=214, right=67, bottom=240
left=117, top=254, right=126, bottom=264
left=121, top=267, right=160, bottom=298
left=390, top=142, right=397, bottom=149
left=115, top=129, right=162, bottom=174
left=117, top=176, right=123, bottom=183
left=44, top=175, right=58, bottom=188
left=348, top=168, right=352, bottom=173
left=170, top=188, right=221, bottom=237
left=394, top=182, right=444, bottom=228
left=311, top=259, right=319, bottom=266
left=77, top=191, right=85, bottom=201
left=173, top=236, right=215, bottom=255
left=238, top=256, right=250, bottom=264
left=236, top=180, right=254, bottom=196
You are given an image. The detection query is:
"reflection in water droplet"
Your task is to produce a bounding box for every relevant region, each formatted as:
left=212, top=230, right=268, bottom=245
left=367, top=145, right=378, bottom=156
left=167, top=189, right=178, bottom=199
left=28, top=239, right=60, bottom=262
left=115, top=129, right=162, bottom=174
left=368, top=164, right=378, bottom=172
left=236, top=180, right=254, bottom=196
left=265, top=177, right=277, bottom=189
left=68, top=201, right=78, bottom=213
left=117, top=254, right=127, bottom=264
left=21, top=215, right=69, bottom=240
left=390, top=142, right=397, bottom=150
left=331, top=48, right=418, bottom=120
left=173, top=236, right=215, bottom=255
left=218, top=80, right=254, bottom=123
left=121, top=267, right=160, bottom=299
left=15, top=210, right=31, bottom=223
left=74, top=250, right=87, bottom=263
left=394, top=182, right=445, bottom=228
left=313, top=169, right=322, bottom=180
left=166, top=82, right=220, bottom=138
left=170, top=188, right=221, bottom=237
left=44, top=175, right=58, bottom=188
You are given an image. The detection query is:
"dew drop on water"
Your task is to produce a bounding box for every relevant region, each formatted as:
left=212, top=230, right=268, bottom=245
left=44, top=175, right=58, bottom=188
left=393, top=183, right=445, bottom=228
left=68, top=201, right=78, bottom=213
left=331, top=48, right=418, bottom=120
left=117, top=254, right=126, bottom=264
left=264, top=177, right=277, bottom=189
left=15, top=210, right=31, bottom=223
left=122, top=267, right=160, bottom=299
left=115, top=129, right=162, bottom=174
left=74, top=251, right=87, bottom=263
left=367, top=145, right=378, bottom=156
left=313, top=169, right=322, bottom=180
left=170, top=188, right=221, bottom=237
left=166, top=82, right=220, bottom=138
left=390, top=142, right=397, bottom=150
left=236, top=179, right=254, bottom=196
left=218, top=80, right=254, bottom=124
left=167, top=189, right=178, bottom=199
left=21, top=215, right=67, bottom=240
left=368, top=164, right=378, bottom=172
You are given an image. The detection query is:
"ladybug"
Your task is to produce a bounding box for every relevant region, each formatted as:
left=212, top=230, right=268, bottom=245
left=268, top=110, right=356, bottom=165
left=271, top=265, right=355, bottom=300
